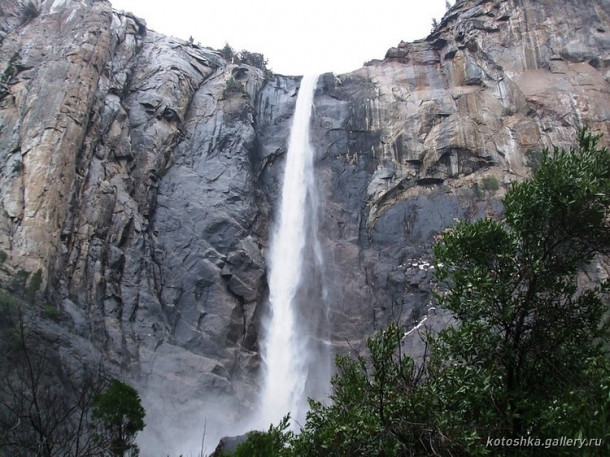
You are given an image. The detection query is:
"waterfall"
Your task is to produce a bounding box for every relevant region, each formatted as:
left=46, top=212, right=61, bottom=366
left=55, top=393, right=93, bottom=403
left=257, top=74, right=331, bottom=429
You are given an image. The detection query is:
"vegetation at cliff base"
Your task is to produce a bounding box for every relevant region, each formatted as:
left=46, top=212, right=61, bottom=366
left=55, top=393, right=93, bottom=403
left=0, top=291, right=146, bottom=457
left=224, top=128, right=610, bottom=456
left=92, top=379, right=146, bottom=457
left=217, top=416, right=293, bottom=457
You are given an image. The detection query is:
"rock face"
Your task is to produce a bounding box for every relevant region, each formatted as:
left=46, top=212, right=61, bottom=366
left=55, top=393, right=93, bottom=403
left=0, top=0, right=608, bottom=453
left=305, top=0, right=610, bottom=353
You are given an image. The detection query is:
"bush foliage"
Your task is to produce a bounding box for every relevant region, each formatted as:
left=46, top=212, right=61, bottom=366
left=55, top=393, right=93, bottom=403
left=224, top=129, right=610, bottom=456
left=0, top=290, right=147, bottom=456
left=92, top=379, right=146, bottom=457
left=218, top=43, right=273, bottom=79
left=223, top=76, right=246, bottom=99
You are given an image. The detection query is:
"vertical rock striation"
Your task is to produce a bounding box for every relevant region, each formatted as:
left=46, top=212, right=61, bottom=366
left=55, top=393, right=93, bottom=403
left=303, top=0, right=610, bottom=352
left=0, top=0, right=608, bottom=452
left=0, top=0, right=273, bottom=448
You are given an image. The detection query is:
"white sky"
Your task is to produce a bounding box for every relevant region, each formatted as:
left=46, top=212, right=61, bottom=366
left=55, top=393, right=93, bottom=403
left=109, top=0, right=451, bottom=76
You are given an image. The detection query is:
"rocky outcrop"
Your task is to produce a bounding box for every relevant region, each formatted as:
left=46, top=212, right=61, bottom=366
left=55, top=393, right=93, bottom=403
left=0, top=0, right=608, bottom=454
left=300, top=0, right=610, bottom=352
left=0, top=0, right=272, bottom=449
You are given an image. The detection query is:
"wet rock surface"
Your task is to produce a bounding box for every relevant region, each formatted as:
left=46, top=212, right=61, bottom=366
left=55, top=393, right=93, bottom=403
left=0, top=0, right=608, bottom=453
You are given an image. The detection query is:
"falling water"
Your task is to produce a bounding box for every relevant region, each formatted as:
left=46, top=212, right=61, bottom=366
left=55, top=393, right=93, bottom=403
left=257, top=74, right=331, bottom=428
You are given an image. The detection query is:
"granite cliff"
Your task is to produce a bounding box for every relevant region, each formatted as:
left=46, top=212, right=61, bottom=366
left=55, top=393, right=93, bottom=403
left=0, top=0, right=608, bottom=453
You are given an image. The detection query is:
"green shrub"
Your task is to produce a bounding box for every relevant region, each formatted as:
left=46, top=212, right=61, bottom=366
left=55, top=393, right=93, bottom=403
left=0, top=289, right=18, bottom=311
left=0, top=250, right=7, bottom=263
left=92, top=379, right=146, bottom=456
left=276, top=128, right=610, bottom=457
left=502, top=105, right=516, bottom=116
left=11, top=269, right=29, bottom=290
left=27, top=268, right=42, bottom=300
left=480, top=175, right=499, bottom=191
left=43, top=304, right=60, bottom=321
left=223, top=416, right=292, bottom=457
left=217, top=44, right=273, bottom=79
left=223, top=77, right=245, bottom=98
left=12, top=161, right=24, bottom=173
left=472, top=182, right=483, bottom=199
left=0, top=52, right=19, bottom=99
left=238, top=50, right=267, bottom=71
left=432, top=127, right=610, bottom=453
left=6, top=325, right=26, bottom=349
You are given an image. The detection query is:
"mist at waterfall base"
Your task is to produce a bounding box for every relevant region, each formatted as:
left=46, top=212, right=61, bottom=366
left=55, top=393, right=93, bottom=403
left=137, top=76, right=331, bottom=455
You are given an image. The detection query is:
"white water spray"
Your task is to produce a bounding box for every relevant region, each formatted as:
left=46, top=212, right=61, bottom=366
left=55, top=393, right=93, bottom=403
left=258, top=74, right=330, bottom=428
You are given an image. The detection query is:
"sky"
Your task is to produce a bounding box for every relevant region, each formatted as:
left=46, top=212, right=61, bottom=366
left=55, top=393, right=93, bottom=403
left=109, top=0, right=452, bottom=76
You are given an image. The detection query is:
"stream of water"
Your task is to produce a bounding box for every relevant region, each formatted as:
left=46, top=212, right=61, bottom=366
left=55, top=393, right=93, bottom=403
left=257, top=74, right=330, bottom=429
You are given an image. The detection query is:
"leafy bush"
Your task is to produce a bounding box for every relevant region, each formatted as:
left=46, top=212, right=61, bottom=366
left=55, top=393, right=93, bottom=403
left=0, top=289, right=17, bottom=311
left=11, top=268, right=29, bottom=290
left=217, top=43, right=273, bottom=79
left=0, top=300, right=111, bottom=456
left=502, top=105, right=517, bottom=116
left=0, top=52, right=20, bottom=99
left=222, top=416, right=292, bottom=457
left=43, top=303, right=60, bottom=320
left=431, top=128, right=610, bottom=453
left=92, top=379, right=146, bottom=457
left=27, top=268, right=42, bottom=300
left=480, top=175, right=499, bottom=191
left=0, top=249, right=7, bottom=263
left=292, top=324, right=442, bottom=457
left=284, top=129, right=610, bottom=456
left=223, top=77, right=246, bottom=98
left=237, top=50, right=268, bottom=71
left=12, top=160, right=24, bottom=173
